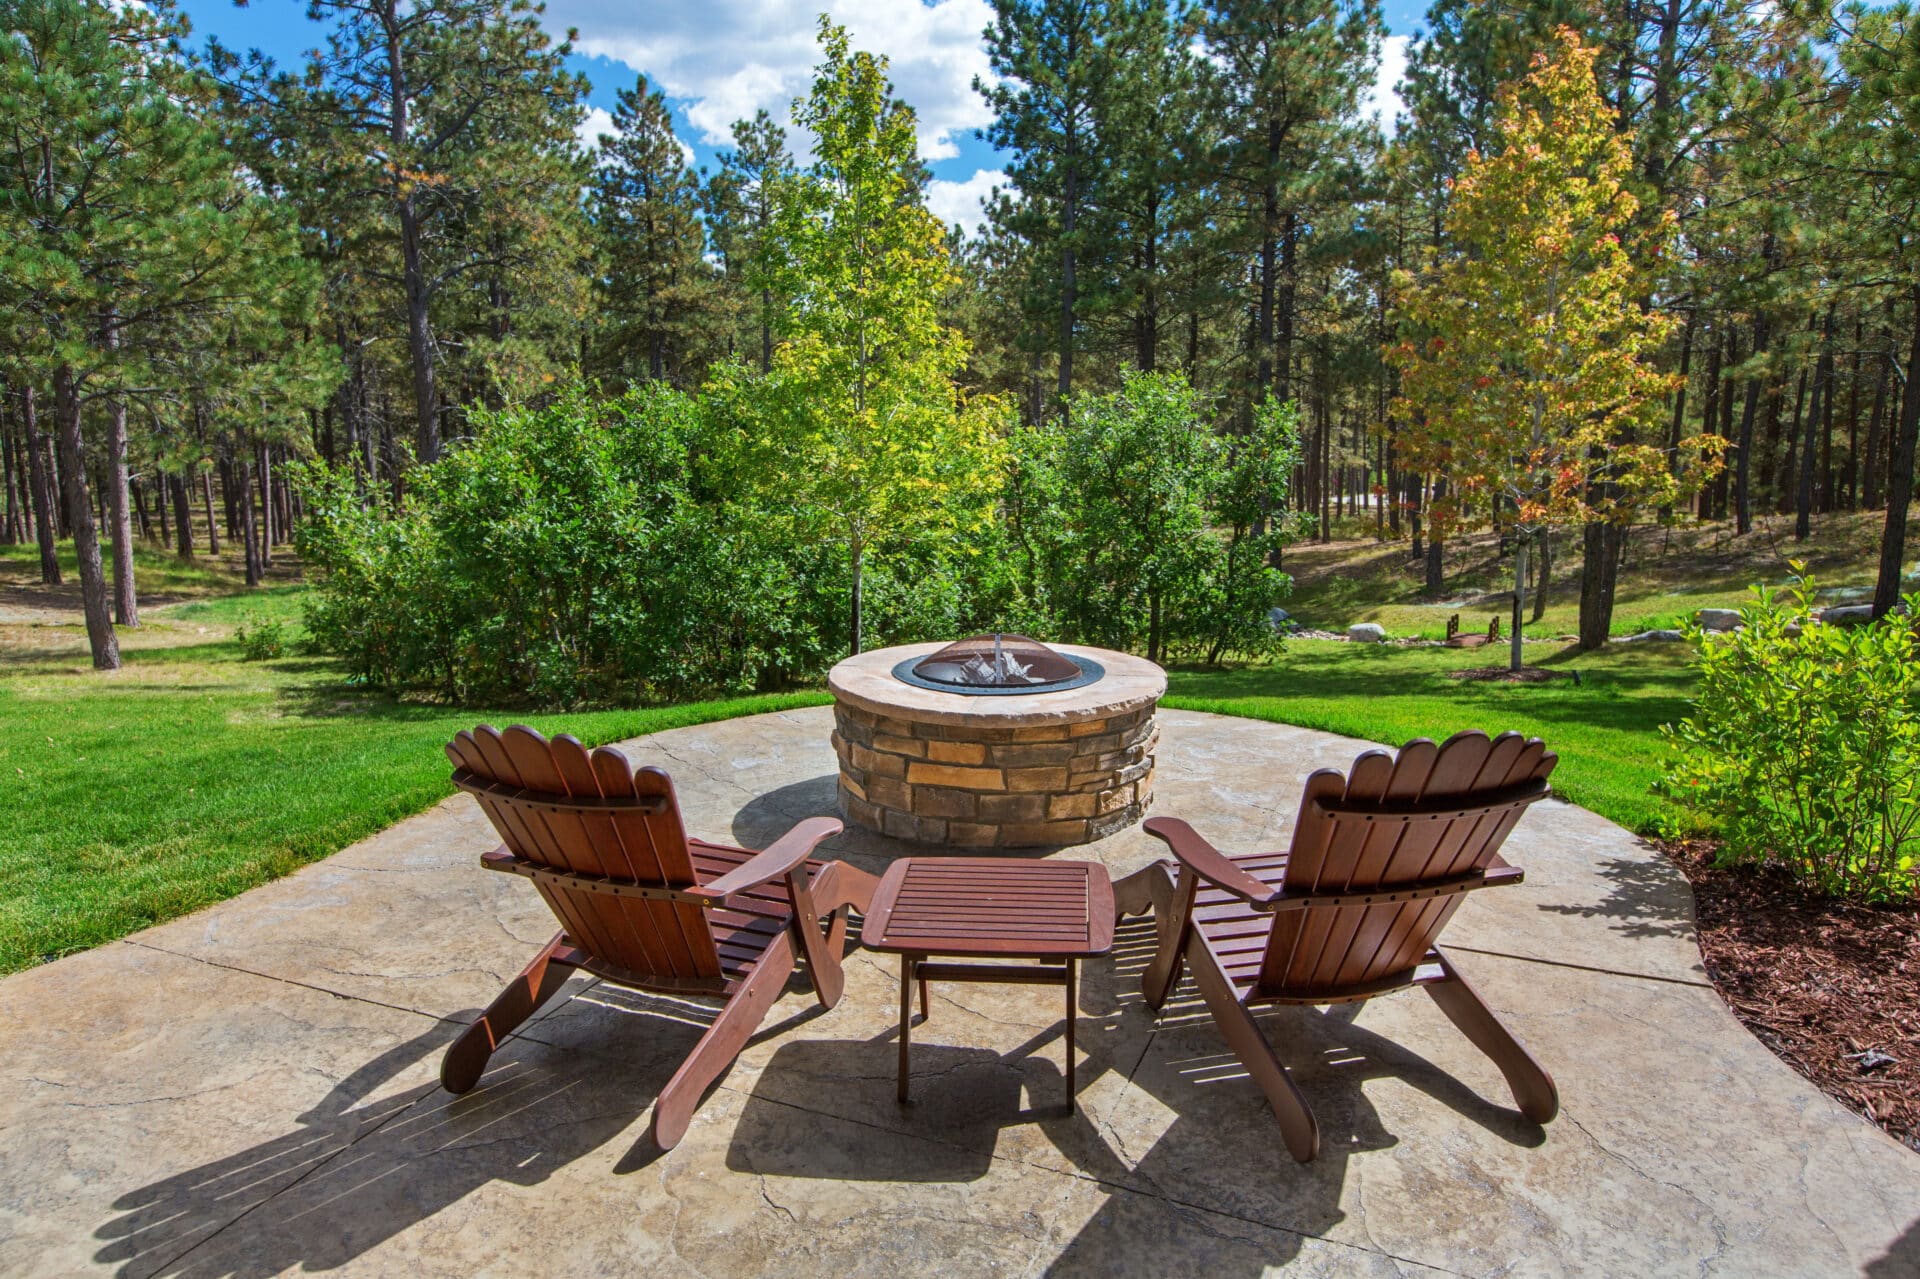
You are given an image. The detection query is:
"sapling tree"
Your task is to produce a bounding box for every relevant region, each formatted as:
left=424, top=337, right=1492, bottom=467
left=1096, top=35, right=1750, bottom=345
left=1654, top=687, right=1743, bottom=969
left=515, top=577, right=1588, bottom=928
left=1387, top=29, right=1720, bottom=671
left=724, top=20, right=1005, bottom=656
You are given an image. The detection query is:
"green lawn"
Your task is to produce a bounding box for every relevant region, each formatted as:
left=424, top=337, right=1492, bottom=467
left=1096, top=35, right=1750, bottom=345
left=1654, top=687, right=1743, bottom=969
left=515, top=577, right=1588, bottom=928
left=1167, top=640, right=1698, bottom=836
left=1, top=541, right=1704, bottom=974
left=0, top=570, right=832, bottom=972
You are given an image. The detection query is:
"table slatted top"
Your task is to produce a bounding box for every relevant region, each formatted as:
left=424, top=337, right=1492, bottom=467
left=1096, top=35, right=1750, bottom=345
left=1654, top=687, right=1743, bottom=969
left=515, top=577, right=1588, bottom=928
left=861, top=858, right=1115, bottom=957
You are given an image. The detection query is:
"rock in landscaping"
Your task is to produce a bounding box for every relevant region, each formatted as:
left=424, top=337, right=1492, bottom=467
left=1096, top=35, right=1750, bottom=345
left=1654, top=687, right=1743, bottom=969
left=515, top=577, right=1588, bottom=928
left=1696, top=608, right=1742, bottom=632
left=1819, top=604, right=1877, bottom=627
left=1267, top=606, right=1295, bottom=633
left=1617, top=629, right=1686, bottom=644
left=1347, top=622, right=1387, bottom=643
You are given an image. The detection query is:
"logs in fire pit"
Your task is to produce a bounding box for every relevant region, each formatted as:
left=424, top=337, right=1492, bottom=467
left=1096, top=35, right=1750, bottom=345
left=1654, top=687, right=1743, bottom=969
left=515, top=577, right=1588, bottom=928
left=828, top=637, right=1165, bottom=848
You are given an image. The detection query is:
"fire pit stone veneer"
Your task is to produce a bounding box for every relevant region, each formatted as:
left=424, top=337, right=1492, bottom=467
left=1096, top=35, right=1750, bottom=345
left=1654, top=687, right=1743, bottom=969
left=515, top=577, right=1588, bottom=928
left=828, top=641, right=1166, bottom=848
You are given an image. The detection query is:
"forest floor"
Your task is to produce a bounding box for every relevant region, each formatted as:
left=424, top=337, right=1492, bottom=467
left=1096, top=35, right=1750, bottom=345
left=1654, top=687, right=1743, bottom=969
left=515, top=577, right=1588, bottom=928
left=1281, top=508, right=1900, bottom=639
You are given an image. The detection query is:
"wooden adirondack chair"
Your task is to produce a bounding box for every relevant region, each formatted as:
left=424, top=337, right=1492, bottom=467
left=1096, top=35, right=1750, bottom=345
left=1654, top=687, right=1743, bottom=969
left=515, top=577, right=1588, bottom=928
left=1139, top=729, right=1559, bottom=1163
left=441, top=724, right=879, bottom=1150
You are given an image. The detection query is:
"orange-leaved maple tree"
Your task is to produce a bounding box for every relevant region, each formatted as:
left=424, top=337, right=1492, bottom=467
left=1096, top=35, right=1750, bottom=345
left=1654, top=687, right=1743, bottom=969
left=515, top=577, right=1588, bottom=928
left=1386, top=28, right=1722, bottom=671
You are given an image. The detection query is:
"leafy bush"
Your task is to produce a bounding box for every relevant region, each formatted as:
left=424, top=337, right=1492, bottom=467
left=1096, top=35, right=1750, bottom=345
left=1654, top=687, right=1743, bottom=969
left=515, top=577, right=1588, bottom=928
left=1660, top=575, right=1920, bottom=901
left=1007, top=373, right=1299, bottom=664
left=296, top=383, right=1000, bottom=706
left=235, top=613, right=287, bottom=661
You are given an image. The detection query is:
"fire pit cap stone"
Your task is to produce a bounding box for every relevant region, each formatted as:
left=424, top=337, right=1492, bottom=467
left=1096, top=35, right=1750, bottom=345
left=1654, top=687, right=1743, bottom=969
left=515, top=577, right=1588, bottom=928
left=829, top=641, right=1165, bottom=728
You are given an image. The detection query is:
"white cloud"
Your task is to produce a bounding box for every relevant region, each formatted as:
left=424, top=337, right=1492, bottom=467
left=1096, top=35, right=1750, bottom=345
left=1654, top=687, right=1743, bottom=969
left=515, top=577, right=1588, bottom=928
left=1364, top=35, right=1409, bottom=134
left=576, top=105, right=616, bottom=154
left=927, top=167, right=1003, bottom=236
left=554, top=0, right=997, bottom=162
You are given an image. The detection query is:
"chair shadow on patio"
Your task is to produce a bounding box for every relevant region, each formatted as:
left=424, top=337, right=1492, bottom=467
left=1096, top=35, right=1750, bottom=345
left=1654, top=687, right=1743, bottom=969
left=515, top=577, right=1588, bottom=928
left=1047, top=919, right=1552, bottom=1275
left=724, top=919, right=1549, bottom=1277
left=89, top=981, right=827, bottom=1278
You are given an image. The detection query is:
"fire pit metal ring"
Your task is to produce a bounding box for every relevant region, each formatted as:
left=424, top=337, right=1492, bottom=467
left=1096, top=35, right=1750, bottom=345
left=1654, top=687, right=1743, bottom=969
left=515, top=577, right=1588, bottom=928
left=889, top=653, right=1105, bottom=696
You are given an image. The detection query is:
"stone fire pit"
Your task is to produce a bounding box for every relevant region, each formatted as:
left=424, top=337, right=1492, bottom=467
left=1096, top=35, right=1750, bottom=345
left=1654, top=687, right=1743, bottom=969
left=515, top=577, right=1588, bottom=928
left=828, top=640, right=1166, bottom=848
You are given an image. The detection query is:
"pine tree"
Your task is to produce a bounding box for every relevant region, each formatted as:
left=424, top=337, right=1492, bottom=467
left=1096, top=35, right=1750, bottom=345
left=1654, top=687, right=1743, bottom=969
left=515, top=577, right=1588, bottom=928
left=214, top=0, right=586, bottom=464
left=981, top=0, right=1120, bottom=412
left=592, top=76, right=712, bottom=388
left=0, top=0, right=328, bottom=669
left=1202, top=0, right=1383, bottom=409
left=705, top=111, right=792, bottom=374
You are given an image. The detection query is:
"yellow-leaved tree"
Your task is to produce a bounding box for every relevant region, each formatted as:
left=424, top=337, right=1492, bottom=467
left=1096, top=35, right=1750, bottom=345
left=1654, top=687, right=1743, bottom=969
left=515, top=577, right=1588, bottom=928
left=1387, top=28, right=1722, bottom=672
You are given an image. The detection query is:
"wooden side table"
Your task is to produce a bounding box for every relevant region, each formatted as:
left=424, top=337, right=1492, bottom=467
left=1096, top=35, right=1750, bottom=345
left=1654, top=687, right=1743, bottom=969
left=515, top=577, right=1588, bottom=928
left=860, top=857, right=1116, bottom=1111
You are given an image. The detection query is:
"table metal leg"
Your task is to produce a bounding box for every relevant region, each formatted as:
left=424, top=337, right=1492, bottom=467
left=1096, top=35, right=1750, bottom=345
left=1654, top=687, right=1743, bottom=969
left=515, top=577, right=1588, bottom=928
left=1065, top=957, right=1077, bottom=1111
left=898, top=953, right=915, bottom=1103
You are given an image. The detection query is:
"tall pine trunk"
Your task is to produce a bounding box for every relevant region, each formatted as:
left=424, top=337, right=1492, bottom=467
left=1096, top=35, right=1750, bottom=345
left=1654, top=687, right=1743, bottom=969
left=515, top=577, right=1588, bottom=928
left=53, top=366, right=119, bottom=670
left=1735, top=315, right=1769, bottom=533
left=1865, top=344, right=1891, bottom=509
left=1577, top=518, right=1621, bottom=650
left=201, top=470, right=220, bottom=556
left=171, top=473, right=194, bottom=559
left=104, top=371, right=137, bottom=626
left=1872, top=296, right=1920, bottom=618
left=1424, top=476, right=1446, bottom=595
left=238, top=457, right=262, bottom=588
left=20, top=386, right=60, bottom=585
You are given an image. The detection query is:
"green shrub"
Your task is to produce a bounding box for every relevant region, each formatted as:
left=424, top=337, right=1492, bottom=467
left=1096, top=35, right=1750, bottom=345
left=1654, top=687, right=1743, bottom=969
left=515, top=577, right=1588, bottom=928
left=235, top=613, right=287, bottom=661
left=1007, top=373, right=1300, bottom=665
left=295, top=382, right=1008, bottom=706
left=1660, top=575, right=1920, bottom=901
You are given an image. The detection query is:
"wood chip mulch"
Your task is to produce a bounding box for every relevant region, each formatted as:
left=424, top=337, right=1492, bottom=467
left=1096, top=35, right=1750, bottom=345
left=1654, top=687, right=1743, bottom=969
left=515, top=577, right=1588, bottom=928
left=1656, top=838, right=1919, bottom=1152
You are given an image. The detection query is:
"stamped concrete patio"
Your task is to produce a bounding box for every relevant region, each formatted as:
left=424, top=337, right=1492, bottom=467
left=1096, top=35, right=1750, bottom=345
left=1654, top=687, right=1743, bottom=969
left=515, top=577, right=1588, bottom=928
left=3, top=707, right=1918, bottom=1277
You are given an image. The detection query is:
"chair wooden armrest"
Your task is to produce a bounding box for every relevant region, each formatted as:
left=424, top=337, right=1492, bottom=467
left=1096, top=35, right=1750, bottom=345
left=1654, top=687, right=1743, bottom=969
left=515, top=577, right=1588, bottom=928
left=1143, top=817, right=1280, bottom=908
left=684, top=817, right=844, bottom=904
left=1482, top=854, right=1523, bottom=888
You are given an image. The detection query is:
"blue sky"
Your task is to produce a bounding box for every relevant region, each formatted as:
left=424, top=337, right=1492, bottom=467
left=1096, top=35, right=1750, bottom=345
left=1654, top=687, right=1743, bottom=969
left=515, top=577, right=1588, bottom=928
left=177, top=0, right=1430, bottom=232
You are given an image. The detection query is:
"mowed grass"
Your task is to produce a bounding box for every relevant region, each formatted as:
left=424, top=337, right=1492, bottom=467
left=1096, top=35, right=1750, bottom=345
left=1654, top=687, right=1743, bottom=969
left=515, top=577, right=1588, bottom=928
left=0, top=559, right=831, bottom=973
left=2, top=541, right=1708, bottom=973
left=1166, top=640, right=1700, bottom=836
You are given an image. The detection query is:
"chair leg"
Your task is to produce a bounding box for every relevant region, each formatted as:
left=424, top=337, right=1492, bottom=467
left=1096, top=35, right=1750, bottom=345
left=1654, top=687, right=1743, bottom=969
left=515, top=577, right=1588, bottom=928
left=789, top=864, right=852, bottom=1011
left=650, top=934, right=797, bottom=1151
left=1139, top=862, right=1189, bottom=1012
left=1188, top=935, right=1320, bottom=1163
left=1423, top=948, right=1558, bottom=1124
left=441, top=931, right=576, bottom=1095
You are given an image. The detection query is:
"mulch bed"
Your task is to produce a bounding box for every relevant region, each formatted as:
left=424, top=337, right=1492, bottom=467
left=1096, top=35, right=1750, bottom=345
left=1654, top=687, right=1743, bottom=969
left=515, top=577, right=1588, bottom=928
left=1657, top=838, right=1919, bottom=1152
left=1443, top=666, right=1578, bottom=683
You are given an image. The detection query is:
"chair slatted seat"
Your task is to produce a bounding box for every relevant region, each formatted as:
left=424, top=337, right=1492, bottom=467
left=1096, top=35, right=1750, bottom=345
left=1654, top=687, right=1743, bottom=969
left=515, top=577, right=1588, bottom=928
left=439, top=724, right=878, bottom=1150
left=1139, top=729, right=1560, bottom=1162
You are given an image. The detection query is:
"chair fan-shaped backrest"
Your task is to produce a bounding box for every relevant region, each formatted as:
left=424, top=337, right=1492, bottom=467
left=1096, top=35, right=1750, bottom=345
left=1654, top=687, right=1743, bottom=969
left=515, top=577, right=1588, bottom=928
left=447, top=725, right=720, bottom=981
left=1258, top=730, right=1555, bottom=996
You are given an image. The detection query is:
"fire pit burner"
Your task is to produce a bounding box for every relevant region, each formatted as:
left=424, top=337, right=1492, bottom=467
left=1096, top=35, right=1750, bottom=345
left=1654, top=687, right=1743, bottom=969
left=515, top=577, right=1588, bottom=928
left=893, top=634, right=1104, bottom=696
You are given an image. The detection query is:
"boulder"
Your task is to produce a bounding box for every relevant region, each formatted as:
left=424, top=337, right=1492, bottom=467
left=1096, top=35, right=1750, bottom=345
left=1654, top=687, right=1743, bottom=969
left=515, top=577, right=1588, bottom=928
left=1819, top=604, right=1877, bottom=627
left=1617, top=629, right=1686, bottom=645
left=1695, top=608, right=1742, bottom=632
left=1267, top=606, right=1295, bottom=633
left=1347, top=622, right=1387, bottom=644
